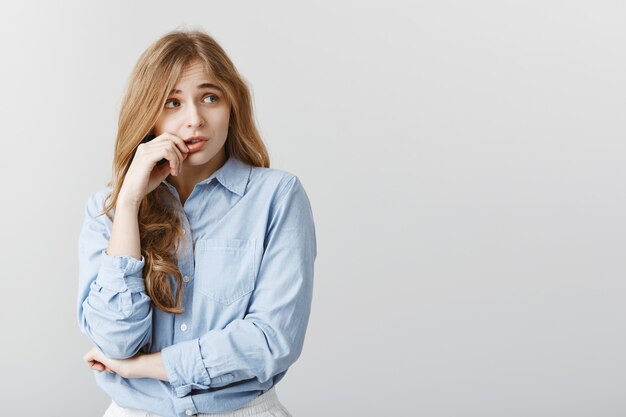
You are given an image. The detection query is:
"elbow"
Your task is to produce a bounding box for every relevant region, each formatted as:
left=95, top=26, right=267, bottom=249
left=250, top=320, right=306, bottom=381
left=78, top=293, right=153, bottom=359
left=79, top=308, right=152, bottom=359
left=276, top=339, right=304, bottom=374
left=90, top=326, right=152, bottom=359
left=257, top=346, right=301, bottom=384
left=99, top=344, right=144, bottom=360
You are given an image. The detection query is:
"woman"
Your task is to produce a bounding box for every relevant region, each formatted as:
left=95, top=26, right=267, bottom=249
left=77, top=28, right=316, bottom=417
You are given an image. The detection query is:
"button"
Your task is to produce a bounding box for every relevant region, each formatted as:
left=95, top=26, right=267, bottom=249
left=185, top=410, right=194, bottom=416
left=183, top=275, right=190, bottom=283
left=180, top=323, right=188, bottom=332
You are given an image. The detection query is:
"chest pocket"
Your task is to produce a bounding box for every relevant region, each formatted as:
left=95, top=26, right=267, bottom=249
left=194, top=238, right=256, bottom=305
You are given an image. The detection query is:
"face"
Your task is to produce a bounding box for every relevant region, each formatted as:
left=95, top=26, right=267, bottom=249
left=153, top=60, right=231, bottom=173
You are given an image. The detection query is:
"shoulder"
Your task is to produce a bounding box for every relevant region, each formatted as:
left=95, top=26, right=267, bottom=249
left=83, top=187, right=114, bottom=220
left=246, top=166, right=315, bottom=220
left=78, top=188, right=115, bottom=240
left=248, top=165, right=307, bottom=202
left=250, top=165, right=296, bottom=186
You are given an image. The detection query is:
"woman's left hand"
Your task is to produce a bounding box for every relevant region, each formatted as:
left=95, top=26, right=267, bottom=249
left=83, top=346, right=140, bottom=379
left=83, top=347, right=168, bottom=381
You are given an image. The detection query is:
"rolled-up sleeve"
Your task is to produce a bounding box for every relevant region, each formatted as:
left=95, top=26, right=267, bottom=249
left=77, top=191, right=153, bottom=359
left=161, top=176, right=316, bottom=397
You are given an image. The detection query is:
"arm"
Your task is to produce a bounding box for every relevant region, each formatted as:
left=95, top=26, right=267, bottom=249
left=77, top=191, right=153, bottom=359
left=83, top=346, right=168, bottom=381
left=161, top=176, right=317, bottom=397
left=78, top=134, right=189, bottom=360
left=106, top=193, right=142, bottom=260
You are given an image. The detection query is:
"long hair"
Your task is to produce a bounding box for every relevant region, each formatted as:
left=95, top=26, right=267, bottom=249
left=99, top=28, right=270, bottom=314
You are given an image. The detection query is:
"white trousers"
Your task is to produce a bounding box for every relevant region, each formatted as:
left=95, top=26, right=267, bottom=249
left=102, top=386, right=292, bottom=417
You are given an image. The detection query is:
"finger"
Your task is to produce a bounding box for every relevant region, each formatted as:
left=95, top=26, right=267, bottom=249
left=164, top=133, right=190, bottom=155
left=158, top=142, right=184, bottom=175
left=152, top=133, right=190, bottom=156
left=146, top=145, right=182, bottom=175
left=90, top=362, right=105, bottom=372
left=166, top=142, right=185, bottom=174
left=86, top=358, right=104, bottom=371
left=144, top=136, right=187, bottom=175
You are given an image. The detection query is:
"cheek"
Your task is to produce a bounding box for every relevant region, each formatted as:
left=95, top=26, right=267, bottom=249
left=202, top=116, right=228, bottom=134
left=153, top=120, right=165, bottom=134
left=216, top=110, right=232, bottom=130
left=154, top=115, right=179, bottom=133
left=157, top=122, right=173, bottom=132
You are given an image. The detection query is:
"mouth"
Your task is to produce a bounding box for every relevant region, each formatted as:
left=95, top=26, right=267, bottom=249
left=184, top=136, right=208, bottom=153
left=184, top=136, right=208, bottom=145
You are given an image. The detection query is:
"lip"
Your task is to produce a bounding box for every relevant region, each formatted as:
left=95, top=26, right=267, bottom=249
left=184, top=136, right=208, bottom=153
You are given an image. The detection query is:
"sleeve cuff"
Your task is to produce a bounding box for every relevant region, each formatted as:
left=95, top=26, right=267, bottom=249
left=96, top=250, right=146, bottom=293
left=162, top=339, right=212, bottom=398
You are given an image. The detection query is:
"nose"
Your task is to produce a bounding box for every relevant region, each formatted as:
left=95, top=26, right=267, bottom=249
left=185, top=103, right=205, bottom=128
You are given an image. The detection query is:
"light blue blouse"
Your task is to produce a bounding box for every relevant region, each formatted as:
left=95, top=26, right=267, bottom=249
left=77, top=156, right=317, bottom=417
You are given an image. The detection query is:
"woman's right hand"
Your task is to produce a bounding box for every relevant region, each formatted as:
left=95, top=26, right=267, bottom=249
left=118, top=133, right=189, bottom=206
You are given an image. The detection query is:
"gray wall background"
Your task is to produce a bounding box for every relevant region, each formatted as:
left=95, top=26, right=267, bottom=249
left=0, top=0, right=624, bottom=416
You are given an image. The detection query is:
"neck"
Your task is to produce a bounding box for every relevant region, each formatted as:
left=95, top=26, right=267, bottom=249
left=167, top=148, right=228, bottom=203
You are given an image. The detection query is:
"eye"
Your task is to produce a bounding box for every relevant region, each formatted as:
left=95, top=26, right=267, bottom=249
left=203, top=94, right=218, bottom=103
left=164, top=98, right=180, bottom=109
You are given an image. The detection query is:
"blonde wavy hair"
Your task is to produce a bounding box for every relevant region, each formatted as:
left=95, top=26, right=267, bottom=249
left=99, top=28, right=269, bottom=314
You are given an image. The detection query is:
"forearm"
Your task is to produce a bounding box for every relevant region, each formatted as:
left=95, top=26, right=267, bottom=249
left=159, top=316, right=311, bottom=397
left=107, top=197, right=141, bottom=260
left=136, top=352, right=169, bottom=381
left=84, top=347, right=168, bottom=382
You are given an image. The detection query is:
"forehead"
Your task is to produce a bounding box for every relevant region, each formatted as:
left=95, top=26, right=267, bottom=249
left=173, top=61, right=216, bottom=88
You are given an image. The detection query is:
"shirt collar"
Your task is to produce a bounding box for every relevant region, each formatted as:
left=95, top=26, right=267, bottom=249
left=162, top=155, right=251, bottom=197
left=211, top=155, right=251, bottom=196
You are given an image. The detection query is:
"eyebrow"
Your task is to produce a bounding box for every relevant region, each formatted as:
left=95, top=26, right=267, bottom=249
left=169, top=83, right=224, bottom=95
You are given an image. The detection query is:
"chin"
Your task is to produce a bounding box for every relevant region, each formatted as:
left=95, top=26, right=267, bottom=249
left=186, top=155, right=211, bottom=165
left=187, top=149, right=222, bottom=165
